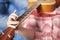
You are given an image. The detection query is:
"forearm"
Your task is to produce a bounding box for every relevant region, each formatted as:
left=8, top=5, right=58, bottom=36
left=15, top=29, right=34, bottom=40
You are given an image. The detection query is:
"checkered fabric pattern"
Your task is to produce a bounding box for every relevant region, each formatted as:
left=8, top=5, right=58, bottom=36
left=18, top=7, right=60, bottom=40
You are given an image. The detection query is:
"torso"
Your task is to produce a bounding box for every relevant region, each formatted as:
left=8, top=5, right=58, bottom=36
left=18, top=7, right=60, bottom=40
left=34, top=14, right=60, bottom=40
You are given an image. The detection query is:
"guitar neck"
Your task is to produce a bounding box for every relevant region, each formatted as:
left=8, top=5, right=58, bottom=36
left=17, top=0, right=44, bottom=23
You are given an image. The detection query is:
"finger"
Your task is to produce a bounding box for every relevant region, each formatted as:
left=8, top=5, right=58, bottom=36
left=7, top=24, right=16, bottom=28
left=10, top=10, right=18, bottom=18
left=9, top=13, right=18, bottom=21
left=7, top=21, right=19, bottom=25
left=7, top=21, right=19, bottom=28
left=10, top=13, right=18, bottom=18
left=13, top=10, right=16, bottom=14
left=9, top=15, right=17, bottom=21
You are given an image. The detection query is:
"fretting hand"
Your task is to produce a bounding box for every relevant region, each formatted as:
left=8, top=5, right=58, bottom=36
left=7, top=10, right=19, bottom=28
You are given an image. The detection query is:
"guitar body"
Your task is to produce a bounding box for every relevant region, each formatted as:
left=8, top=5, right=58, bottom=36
left=37, top=0, right=56, bottom=14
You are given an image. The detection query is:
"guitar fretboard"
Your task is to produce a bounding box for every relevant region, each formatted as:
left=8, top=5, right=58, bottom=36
left=17, top=0, right=44, bottom=23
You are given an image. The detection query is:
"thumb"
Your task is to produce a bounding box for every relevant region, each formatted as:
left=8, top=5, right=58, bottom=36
left=13, top=10, right=16, bottom=14
left=11, top=10, right=17, bottom=16
left=10, top=10, right=18, bottom=18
